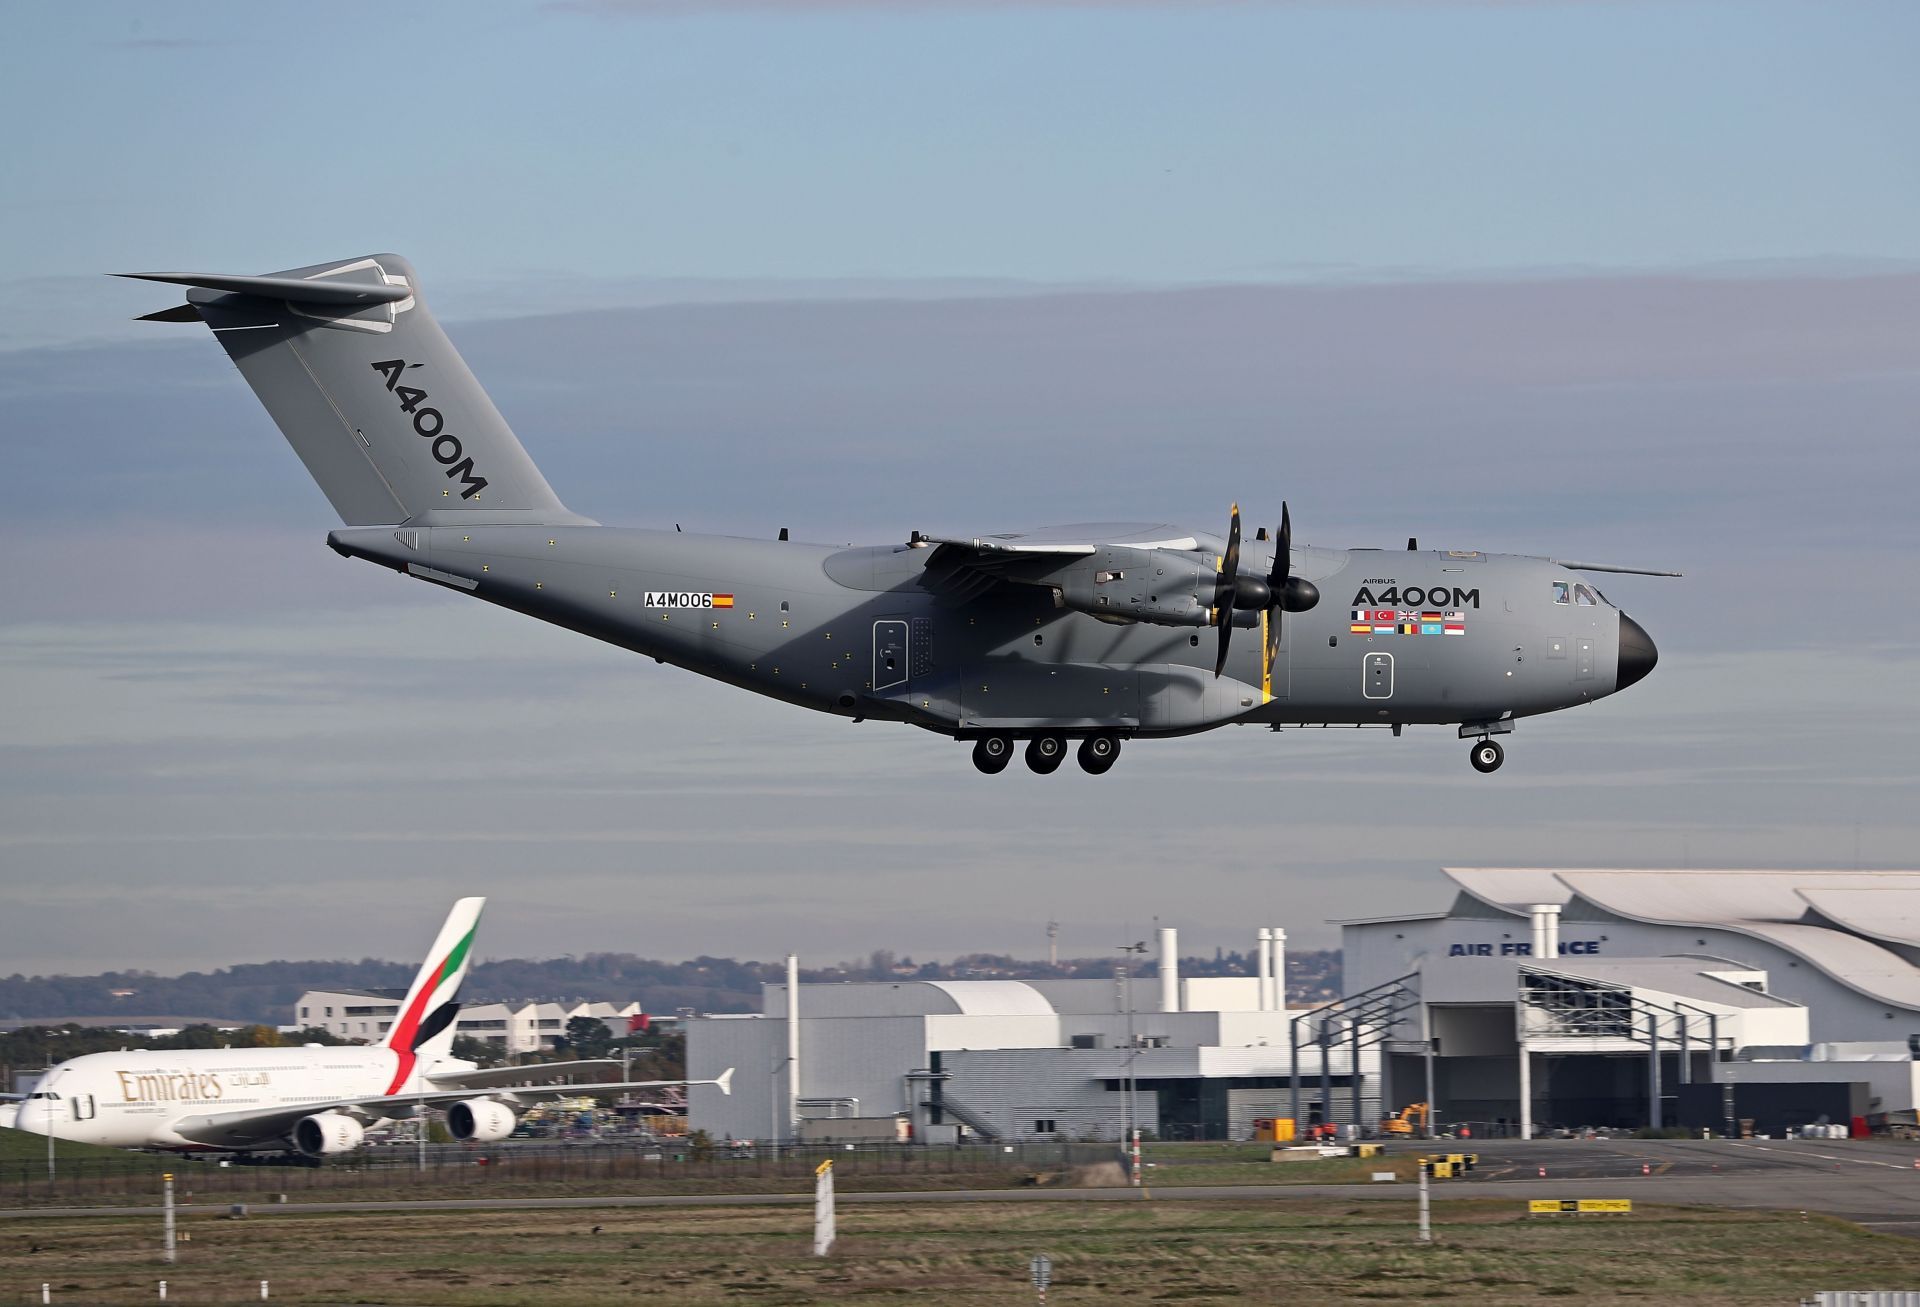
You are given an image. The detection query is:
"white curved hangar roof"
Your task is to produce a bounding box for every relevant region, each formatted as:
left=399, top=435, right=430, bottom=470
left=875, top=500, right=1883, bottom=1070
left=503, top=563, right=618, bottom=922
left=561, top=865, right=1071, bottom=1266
left=919, top=980, right=1057, bottom=1017
left=1441, top=868, right=1920, bottom=1012
left=1797, top=886, right=1920, bottom=948
left=1443, top=868, right=1576, bottom=914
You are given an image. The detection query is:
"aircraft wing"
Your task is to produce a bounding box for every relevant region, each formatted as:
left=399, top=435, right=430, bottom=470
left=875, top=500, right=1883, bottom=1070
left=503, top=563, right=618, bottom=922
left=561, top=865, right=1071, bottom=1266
left=919, top=523, right=1200, bottom=557
left=167, top=1070, right=733, bottom=1148
left=424, top=1060, right=630, bottom=1091
left=917, top=523, right=1204, bottom=600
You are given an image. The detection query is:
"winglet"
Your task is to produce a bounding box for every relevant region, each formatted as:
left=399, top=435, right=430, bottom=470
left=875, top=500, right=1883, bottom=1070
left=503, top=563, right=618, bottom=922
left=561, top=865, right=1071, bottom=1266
left=715, top=1067, right=734, bottom=1097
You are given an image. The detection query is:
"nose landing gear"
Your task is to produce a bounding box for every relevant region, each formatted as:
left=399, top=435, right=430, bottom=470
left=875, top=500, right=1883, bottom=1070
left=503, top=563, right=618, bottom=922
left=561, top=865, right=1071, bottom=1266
left=1469, top=738, right=1505, bottom=773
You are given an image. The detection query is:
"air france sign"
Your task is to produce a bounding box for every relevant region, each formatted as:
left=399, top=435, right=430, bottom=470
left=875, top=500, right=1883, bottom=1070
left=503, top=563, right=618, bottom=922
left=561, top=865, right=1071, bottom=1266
left=1448, top=940, right=1602, bottom=958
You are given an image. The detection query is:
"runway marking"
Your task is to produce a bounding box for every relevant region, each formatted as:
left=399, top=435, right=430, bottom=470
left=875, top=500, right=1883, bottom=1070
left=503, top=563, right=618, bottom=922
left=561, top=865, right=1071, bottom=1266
left=1716, top=1142, right=1914, bottom=1172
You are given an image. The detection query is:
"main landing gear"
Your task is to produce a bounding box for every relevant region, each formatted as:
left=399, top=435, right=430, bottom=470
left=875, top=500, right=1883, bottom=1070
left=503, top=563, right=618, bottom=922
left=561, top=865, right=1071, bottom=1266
left=969, top=733, right=1123, bottom=775
left=971, top=735, right=1014, bottom=774
left=1025, top=734, right=1067, bottom=774
left=1077, top=734, right=1120, bottom=775
left=1469, top=738, right=1505, bottom=773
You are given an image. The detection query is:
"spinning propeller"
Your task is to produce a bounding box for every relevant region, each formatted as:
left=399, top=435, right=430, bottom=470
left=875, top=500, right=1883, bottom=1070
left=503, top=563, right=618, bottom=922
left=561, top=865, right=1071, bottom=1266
left=1212, top=502, right=1320, bottom=678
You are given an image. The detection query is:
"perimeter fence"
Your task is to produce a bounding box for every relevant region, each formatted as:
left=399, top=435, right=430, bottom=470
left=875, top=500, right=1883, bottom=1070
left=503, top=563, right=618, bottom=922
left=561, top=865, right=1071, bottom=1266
left=0, top=1140, right=1111, bottom=1208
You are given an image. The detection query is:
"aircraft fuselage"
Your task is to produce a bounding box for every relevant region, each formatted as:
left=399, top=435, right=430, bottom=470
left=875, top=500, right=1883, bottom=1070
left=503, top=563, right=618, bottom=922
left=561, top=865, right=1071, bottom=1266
left=330, top=524, right=1649, bottom=750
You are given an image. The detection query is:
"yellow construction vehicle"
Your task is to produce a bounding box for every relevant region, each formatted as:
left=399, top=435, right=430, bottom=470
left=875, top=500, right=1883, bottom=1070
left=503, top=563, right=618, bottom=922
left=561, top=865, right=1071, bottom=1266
left=1381, top=1103, right=1429, bottom=1136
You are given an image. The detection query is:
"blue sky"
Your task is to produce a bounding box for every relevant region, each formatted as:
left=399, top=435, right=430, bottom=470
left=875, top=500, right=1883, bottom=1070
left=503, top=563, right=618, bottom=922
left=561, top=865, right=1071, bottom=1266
left=6, top=0, right=1919, bottom=337
left=1, top=1, right=1916, bottom=975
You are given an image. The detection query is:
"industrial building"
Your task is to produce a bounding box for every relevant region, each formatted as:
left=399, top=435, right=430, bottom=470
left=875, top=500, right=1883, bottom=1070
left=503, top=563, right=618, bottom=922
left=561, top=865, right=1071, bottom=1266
left=687, top=928, right=1383, bottom=1144
left=294, top=989, right=649, bottom=1054
left=688, top=869, right=1920, bottom=1145
left=1341, top=868, right=1920, bottom=1136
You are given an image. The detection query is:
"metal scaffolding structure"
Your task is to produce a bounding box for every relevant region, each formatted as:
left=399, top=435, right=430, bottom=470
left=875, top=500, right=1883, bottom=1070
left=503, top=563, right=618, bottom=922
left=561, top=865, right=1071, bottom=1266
left=1288, top=972, right=1422, bottom=1135
left=1516, top=965, right=1728, bottom=1136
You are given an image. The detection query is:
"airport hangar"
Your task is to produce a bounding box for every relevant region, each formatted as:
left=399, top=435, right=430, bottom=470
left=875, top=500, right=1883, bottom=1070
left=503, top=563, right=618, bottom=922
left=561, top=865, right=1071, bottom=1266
left=688, top=870, right=1920, bottom=1145
left=294, top=990, right=654, bottom=1055
left=1342, top=868, right=1920, bottom=1136
left=687, top=928, right=1384, bottom=1145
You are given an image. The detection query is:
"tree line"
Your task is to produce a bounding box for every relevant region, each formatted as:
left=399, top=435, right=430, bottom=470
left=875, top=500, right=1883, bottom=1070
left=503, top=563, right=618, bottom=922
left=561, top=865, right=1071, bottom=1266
left=0, top=949, right=1341, bottom=1027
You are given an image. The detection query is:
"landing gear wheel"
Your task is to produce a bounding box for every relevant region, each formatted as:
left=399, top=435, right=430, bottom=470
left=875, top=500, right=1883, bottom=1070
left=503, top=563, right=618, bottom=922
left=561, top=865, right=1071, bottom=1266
left=971, top=735, right=1013, bottom=775
left=1025, top=734, right=1068, bottom=775
left=1470, top=739, right=1505, bottom=773
left=1077, top=735, right=1121, bottom=775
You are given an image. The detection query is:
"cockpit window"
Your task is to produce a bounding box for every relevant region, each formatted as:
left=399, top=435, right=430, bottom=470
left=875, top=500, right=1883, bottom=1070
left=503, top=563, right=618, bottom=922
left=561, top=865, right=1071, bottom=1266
left=1575, top=584, right=1599, bottom=606
left=1552, top=582, right=1571, bottom=605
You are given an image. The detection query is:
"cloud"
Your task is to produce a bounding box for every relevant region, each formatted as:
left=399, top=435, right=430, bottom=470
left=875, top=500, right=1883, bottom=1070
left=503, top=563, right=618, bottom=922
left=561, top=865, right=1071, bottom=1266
left=1, top=268, right=1915, bottom=973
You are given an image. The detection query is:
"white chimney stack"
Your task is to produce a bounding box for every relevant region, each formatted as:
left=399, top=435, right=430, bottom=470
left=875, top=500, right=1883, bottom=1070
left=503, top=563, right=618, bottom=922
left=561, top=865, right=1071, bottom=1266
left=1256, top=928, right=1272, bottom=1012
left=1270, top=927, right=1287, bottom=1012
left=785, top=954, right=800, bottom=1140
left=1158, top=927, right=1179, bottom=1013
left=1529, top=905, right=1561, bottom=964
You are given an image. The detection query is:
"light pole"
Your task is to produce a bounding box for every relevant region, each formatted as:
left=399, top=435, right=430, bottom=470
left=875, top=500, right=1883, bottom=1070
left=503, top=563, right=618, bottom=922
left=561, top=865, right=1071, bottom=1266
left=1118, top=940, right=1148, bottom=1184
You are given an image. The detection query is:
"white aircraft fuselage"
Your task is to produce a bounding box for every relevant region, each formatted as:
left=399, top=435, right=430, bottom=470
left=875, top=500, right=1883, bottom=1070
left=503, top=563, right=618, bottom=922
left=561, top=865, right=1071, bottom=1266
left=3, top=1045, right=469, bottom=1150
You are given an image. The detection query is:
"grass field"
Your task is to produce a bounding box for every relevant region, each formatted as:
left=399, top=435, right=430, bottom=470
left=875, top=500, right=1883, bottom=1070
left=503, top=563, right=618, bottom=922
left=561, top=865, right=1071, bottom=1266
left=4, top=1197, right=1915, bottom=1305
left=0, top=1130, right=1419, bottom=1209
left=0, top=1130, right=157, bottom=1166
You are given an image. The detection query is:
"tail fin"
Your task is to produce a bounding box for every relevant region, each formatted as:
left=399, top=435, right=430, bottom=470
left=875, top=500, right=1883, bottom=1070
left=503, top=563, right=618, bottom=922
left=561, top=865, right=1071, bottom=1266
left=382, top=897, right=485, bottom=1090
left=117, top=256, right=590, bottom=528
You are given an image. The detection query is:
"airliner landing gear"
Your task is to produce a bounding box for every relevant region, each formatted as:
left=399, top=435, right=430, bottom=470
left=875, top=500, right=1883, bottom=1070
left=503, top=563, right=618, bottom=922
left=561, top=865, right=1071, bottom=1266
left=1025, top=734, right=1068, bottom=775
left=971, top=735, right=1013, bottom=774
left=1077, top=734, right=1121, bottom=775
left=1469, top=738, right=1505, bottom=773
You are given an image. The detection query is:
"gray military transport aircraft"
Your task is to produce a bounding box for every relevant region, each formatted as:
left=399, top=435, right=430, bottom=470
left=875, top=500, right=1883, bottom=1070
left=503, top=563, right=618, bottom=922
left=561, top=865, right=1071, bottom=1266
left=123, top=255, right=1672, bottom=776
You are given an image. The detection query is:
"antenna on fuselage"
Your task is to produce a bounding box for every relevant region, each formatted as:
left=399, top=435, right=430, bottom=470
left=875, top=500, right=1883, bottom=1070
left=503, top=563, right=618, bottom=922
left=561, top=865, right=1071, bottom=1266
left=1407, top=537, right=1418, bottom=550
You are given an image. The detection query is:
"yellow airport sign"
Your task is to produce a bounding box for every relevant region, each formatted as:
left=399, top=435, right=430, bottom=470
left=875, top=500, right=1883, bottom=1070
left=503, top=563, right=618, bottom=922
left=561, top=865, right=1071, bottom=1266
left=1529, top=1199, right=1633, bottom=1215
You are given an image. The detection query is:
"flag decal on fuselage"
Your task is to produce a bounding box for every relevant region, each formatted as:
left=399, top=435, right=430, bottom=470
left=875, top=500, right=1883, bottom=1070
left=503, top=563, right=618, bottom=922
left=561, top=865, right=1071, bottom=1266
left=645, top=592, right=734, bottom=609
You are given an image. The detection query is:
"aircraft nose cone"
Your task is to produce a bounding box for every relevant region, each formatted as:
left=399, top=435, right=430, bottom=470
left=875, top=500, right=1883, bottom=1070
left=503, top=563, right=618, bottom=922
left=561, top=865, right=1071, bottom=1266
left=1616, top=613, right=1658, bottom=691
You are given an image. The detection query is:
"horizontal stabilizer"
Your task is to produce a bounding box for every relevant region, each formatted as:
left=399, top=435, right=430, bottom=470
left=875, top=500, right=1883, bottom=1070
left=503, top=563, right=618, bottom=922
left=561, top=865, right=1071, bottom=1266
left=113, top=270, right=411, bottom=306
left=134, top=303, right=203, bottom=323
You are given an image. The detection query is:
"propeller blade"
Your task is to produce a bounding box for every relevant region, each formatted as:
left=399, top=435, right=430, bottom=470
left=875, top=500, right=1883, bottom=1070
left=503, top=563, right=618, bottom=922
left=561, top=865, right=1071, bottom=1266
left=1213, top=504, right=1242, bottom=678
left=1264, top=503, right=1292, bottom=675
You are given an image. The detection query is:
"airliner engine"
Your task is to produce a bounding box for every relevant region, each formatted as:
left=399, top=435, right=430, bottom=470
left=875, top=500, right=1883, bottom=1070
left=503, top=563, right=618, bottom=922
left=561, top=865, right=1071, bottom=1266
left=447, top=1098, right=517, bottom=1142
left=293, top=1112, right=365, bottom=1156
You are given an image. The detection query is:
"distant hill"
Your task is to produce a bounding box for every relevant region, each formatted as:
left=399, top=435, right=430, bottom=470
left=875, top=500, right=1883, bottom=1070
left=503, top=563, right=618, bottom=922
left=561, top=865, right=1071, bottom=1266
left=0, top=949, right=1341, bottom=1027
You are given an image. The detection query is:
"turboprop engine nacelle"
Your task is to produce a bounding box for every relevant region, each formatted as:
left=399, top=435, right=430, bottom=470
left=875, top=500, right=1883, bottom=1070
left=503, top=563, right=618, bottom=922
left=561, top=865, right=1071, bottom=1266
left=293, top=1112, right=365, bottom=1156
left=1054, top=550, right=1229, bottom=628
left=448, top=1098, right=517, bottom=1143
